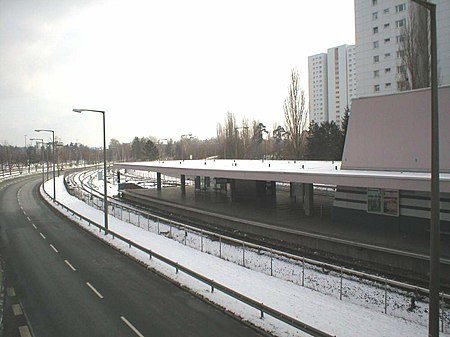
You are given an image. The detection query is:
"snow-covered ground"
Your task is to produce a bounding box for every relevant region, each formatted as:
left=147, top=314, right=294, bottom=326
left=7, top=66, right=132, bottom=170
left=42, top=176, right=449, bottom=337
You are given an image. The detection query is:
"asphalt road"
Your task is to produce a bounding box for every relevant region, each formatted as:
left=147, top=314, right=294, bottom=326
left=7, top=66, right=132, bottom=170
left=0, top=175, right=264, bottom=337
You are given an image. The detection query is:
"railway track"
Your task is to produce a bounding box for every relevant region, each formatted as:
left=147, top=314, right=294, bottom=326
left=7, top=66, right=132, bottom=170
left=67, top=169, right=450, bottom=292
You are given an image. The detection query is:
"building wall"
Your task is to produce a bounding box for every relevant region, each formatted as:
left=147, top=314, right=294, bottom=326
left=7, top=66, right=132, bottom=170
left=333, top=186, right=450, bottom=230
left=308, top=45, right=355, bottom=126
left=342, top=85, right=450, bottom=172
left=308, top=53, right=328, bottom=124
left=327, top=45, right=356, bottom=126
left=355, top=0, right=450, bottom=98
left=437, top=0, right=450, bottom=86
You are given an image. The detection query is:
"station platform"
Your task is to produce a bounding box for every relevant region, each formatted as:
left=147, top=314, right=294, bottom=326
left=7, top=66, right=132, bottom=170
left=123, top=184, right=450, bottom=259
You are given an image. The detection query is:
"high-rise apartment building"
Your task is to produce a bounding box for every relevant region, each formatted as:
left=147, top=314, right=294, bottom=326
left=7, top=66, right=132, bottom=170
left=327, top=45, right=357, bottom=126
left=355, top=0, right=450, bottom=98
left=308, top=53, right=328, bottom=124
left=308, top=45, right=356, bottom=126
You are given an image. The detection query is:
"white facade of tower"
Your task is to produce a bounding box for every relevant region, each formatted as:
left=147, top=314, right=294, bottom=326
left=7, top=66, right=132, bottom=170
left=327, top=45, right=357, bottom=126
left=308, top=53, right=328, bottom=124
left=355, top=0, right=450, bottom=98
left=308, top=45, right=356, bottom=126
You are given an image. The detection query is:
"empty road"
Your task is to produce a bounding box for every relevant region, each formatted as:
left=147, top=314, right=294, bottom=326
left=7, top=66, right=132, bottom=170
left=0, top=174, right=264, bottom=337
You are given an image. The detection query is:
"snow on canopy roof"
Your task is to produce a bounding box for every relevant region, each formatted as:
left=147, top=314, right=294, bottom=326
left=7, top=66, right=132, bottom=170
left=114, top=159, right=450, bottom=193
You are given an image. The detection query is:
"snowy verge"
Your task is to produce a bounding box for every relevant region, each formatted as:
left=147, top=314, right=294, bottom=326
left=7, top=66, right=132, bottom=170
left=41, top=177, right=446, bottom=337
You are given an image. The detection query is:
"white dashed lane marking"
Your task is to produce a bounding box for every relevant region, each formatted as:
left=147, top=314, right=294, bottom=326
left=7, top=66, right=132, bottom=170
left=121, top=316, right=144, bottom=337
left=64, top=260, right=76, bottom=272
left=12, top=304, right=23, bottom=316
left=39, top=233, right=46, bottom=240
left=50, top=244, right=58, bottom=253
left=18, top=325, right=32, bottom=337
left=86, top=282, right=104, bottom=299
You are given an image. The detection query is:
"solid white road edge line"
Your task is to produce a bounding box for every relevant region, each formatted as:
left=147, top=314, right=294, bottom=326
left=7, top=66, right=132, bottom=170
left=64, top=260, right=76, bottom=271
left=120, top=316, right=144, bottom=337
left=86, top=282, right=104, bottom=299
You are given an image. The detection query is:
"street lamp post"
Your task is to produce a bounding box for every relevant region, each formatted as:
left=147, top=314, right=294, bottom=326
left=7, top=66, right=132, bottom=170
left=73, top=109, right=109, bottom=234
left=409, top=1, right=439, bottom=335
left=234, top=126, right=249, bottom=159
left=30, top=138, right=45, bottom=188
left=181, top=134, right=193, bottom=160
left=157, top=139, right=168, bottom=161
left=35, top=129, right=55, bottom=200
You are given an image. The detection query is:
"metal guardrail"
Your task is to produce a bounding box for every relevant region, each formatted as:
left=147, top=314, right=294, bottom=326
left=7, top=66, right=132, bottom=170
left=49, top=177, right=335, bottom=337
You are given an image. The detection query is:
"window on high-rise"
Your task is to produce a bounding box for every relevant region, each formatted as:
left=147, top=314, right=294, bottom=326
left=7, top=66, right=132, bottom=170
left=374, top=84, right=380, bottom=92
left=373, top=41, right=379, bottom=49
left=373, top=12, right=378, bottom=20
left=396, top=35, right=405, bottom=43
left=396, top=19, right=406, bottom=28
left=383, top=8, right=390, bottom=14
left=372, top=0, right=378, bottom=6
left=384, top=23, right=390, bottom=29
left=373, top=55, right=380, bottom=63
left=374, top=70, right=380, bottom=78
left=395, top=3, right=406, bottom=12
left=373, top=26, right=379, bottom=34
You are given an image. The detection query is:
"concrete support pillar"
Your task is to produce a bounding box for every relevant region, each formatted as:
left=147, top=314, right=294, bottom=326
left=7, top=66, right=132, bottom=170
left=181, top=174, right=186, bottom=195
left=303, top=183, right=314, bottom=216
left=195, top=176, right=201, bottom=191
left=156, top=172, right=162, bottom=190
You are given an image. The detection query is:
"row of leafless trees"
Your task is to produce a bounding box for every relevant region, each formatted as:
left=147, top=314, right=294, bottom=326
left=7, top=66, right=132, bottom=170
left=0, top=142, right=107, bottom=177
left=1, top=69, right=326, bottom=167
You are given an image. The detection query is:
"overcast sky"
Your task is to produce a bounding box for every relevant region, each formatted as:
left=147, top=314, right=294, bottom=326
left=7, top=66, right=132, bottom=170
left=0, top=0, right=355, bottom=147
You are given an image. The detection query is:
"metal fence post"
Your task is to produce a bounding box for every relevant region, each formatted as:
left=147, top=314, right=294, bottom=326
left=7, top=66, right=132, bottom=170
left=242, top=241, right=245, bottom=267
left=441, top=292, right=444, bottom=333
left=219, top=236, right=222, bottom=258
left=157, top=218, right=160, bottom=234
left=302, top=257, right=305, bottom=287
left=339, top=267, right=343, bottom=300
left=270, top=249, right=273, bottom=277
left=384, top=279, right=388, bottom=314
left=201, top=230, right=204, bottom=252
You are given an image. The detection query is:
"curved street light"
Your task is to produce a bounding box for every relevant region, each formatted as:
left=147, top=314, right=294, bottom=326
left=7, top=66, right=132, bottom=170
left=73, top=108, right=109, bottom=234
left=35, top=129, right=55, bottom=200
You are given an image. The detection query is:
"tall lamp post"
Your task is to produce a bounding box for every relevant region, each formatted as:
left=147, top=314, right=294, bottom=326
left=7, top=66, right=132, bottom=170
left=409, top=1, right=440, bottom=335
left=73, top=109, right=109, bottom=234
left=234, top=126, right=248, bottom=159
left=35, top=129, right=55, bottom=200
left=180, top=134, right=193, bottom=160
left=29, top=138, right=45, bottom=187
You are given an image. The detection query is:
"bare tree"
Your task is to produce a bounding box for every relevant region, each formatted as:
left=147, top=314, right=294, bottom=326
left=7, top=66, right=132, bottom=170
left=398, top=2, right=430, bottom=90
left=283, top=69, right=308, bottom=159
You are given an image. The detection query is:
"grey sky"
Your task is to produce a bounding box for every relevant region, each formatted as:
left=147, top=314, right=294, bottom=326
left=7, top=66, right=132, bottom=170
left=0, top=0, right=355, bottom=147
